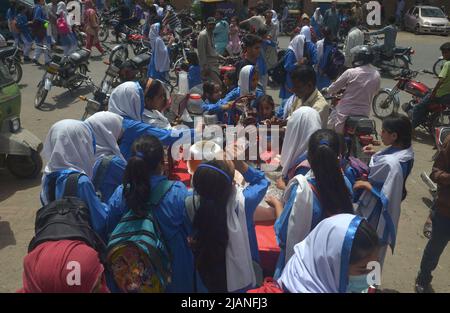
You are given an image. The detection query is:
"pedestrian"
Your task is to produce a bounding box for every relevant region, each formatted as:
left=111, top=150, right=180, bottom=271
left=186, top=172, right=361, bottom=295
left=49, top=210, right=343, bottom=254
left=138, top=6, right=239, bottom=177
left=355, top=115, right=414, bottom=267
left=315, top=27, right=335, bottom=90
left=323, top=1, right=340, bottom=39
left=6, top=0, right=19, bottom=47
left=344, top=18, right=364, bottom=68
left=278, top=214, right=380, bottom=293
left=84, top=112, right=127, bottom=203
left=213, top=10, right=229, bottom=56
left=84, top=0, right=105, bottom=54
left=311, top=8, right=323, bottom=39
left=234, top=33, right=262, bottom=78
left=142, top=79, right=172, bottom=129
left=56, top=1, right=77, bottom=57
left=147, top=22, right=170, bottom=81
left=415, top=129, right=450, bottom=293
left=107, top=134, right=199, bottom=292
left=15, top=5, right=33, bottom=62
left=226, top=16, right=241, bottom=56
left=32, top=0, right=51, bottom=65
left=187, top=157, right=269, bottom=292
left=197, top=17, right=224, bottom=85
left=40, top=119, right=111, bottom=239
left=269, top=128, right=355, bottom=278
left=19, top=240, right=109, bottom=293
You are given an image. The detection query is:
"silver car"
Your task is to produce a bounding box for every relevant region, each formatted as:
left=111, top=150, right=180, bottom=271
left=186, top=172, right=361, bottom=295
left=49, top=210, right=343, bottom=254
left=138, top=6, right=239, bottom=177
left=404, top=5, right=450, bottom=36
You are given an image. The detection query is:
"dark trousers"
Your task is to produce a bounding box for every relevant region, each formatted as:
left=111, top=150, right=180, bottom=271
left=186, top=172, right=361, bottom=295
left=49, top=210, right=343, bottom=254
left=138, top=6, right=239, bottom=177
left=417, top=212, right=450, bottom=285
left=412, top=93, right=450, bottom=128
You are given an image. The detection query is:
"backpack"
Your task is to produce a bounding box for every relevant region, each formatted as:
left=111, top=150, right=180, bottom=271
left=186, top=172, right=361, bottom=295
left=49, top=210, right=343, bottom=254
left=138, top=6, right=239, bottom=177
left=56, top=14, right=70, bottom=35
left=106, top=180, right=174, bottom=293
left=268, top=50, right=287, bottom=85
left=92, top=155, right=114, bottom=199
left=28, top=173, right=106, bottom=254
left=323, top=46, right=345, bottom=80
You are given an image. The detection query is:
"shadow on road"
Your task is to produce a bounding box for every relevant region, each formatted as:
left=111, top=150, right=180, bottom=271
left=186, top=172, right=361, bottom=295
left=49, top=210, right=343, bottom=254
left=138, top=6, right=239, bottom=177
left=36, top=86, right=93, bottom=112
left=413, top=129, right=435, bottom=147
left=0, top=170, right=42, bottom=203
left=0, top=220, right=16, bottom=250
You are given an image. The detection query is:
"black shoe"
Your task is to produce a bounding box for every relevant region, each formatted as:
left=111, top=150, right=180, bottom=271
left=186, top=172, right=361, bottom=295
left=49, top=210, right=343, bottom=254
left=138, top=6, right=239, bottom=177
left=32, top=59, right=40, bottom=65
left=23, top=56, right=31, bottom=62
left=415, top=276, right=434, bottom=293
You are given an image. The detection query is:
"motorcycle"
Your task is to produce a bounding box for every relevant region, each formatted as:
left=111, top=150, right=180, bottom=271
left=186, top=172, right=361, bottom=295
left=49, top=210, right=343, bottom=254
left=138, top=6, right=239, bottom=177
left=80, top=78, right=109, bottom=120
left=0, top=60, right=43, bottom=178
left=101, top=52, right=151, bottom=95
left=109, top=24, right=149, bottom=64
left=34, top=47, right=91, bottom=109
left=366, top=36, right=414, bottom=77
left=324, top=92, right=379, bottom=164
left=372, top=69, right=450, bottom=135
left=433, top=56, right=445, bottom=77
left=0, top=44, right=23, bottom=84
left=420, top=126, right=450, bottom=239
left=98, top=8, right=120, bottom=43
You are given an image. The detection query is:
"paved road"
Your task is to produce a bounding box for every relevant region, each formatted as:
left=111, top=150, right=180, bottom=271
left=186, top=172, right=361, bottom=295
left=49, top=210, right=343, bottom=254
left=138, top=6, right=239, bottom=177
left=0, top=31, right=449, bottom=292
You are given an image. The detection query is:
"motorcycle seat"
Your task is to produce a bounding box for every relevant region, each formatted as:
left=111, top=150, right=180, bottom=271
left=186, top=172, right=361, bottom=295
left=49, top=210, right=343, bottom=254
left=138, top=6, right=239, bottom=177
left=394, top=46, right=411, bottom=54
left=0, top=46, right=16, bottom=59
left=345, top=115, right=375, bottom=134
left=131, top=53, right=150, bottom=67
left=69, top=48, right=91, bottom=63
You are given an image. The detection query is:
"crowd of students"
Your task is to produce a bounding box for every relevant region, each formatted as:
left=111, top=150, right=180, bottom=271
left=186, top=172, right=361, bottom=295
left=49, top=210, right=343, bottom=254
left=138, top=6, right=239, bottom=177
left=6, top=0, right=450, bottom=295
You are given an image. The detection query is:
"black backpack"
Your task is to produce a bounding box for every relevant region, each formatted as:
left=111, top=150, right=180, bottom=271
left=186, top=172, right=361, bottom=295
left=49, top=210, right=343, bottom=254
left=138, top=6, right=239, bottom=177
left=268, top=50, right=287, bottom=85
left=28, top=173, right=106, bottom=254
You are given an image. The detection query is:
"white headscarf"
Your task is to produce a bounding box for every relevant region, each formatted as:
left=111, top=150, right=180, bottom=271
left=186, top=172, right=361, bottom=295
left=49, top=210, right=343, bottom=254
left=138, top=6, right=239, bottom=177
left=238, top=65, right=256, bottom=96
left=271, top=9, right=279, bottom=26
left=357, top=147, right=414, bottom=251
left=108, top=81, right=144, bottom=121
left=84, top=112, right=126, bottom=162
left=280, top=107, right=322, bottom=178
left=56, top=1, right=67, bottom=16
left=288, top=34, right=305, bottom=61
left=278, top=214, right=364, bottom=293
left=226, top=185, right=257, bottom=292
left=43, top=119, right=96, bottom=179
left=149, top=23, right=170, bottom=73
left=313, top=8, right=323, bottom=24
left=300, top=26, right=312, bottom=43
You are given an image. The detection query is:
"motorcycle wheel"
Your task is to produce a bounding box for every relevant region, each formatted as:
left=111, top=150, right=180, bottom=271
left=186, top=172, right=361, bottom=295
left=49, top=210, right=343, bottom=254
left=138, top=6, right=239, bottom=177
left=71, top=64, right=88, bottom=89
left=6, top=150, right=43, bottom=179
left=429, top=113, right=450, bottom=135
left=372, top=90, right=396, bottom=119
left=433, top=58, right=445, bottom=77
left=388, top=56, right=409, bottom=77
left=99, top=25, right=109, bottom=42
left=35, top=80, right=48, bottom=109
left=109, top=45, right=128, bottom=65
left=9, top=61, right=23, bottom=84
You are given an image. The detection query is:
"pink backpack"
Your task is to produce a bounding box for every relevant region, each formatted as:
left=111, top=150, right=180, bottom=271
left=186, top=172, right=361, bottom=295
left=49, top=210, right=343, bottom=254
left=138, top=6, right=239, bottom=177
left=57, top=14, right=70, bottom=35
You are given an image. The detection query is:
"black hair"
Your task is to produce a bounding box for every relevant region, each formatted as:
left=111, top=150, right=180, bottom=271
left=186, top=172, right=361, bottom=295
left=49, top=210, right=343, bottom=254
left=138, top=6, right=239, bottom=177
left=224, top=70, right=237, bottom=87
left=191, top=160, right=234, bottom=292
left=388, top=16, right=396, bottom=24
left=382, top=114, right=412, bottom=149
left=350, top=219, right=379, bottom=265
left=257, top=26, right=269, bottom=38
left=123, top=135, right=164, bottom=216
left=215, top=10, right=224, bottom=18
left=440, top=42, right=450, bottom=51
left=255, top=95, right=275, bottom=113
left=17, top=4, right=26, bottom=12
left=144, top=79, right=164, bottom=101
left=242, top=34, right=262, bottom=49
left=202, top=81, right=219, bottom=101
left=187, top=51, right=199, bottom=66
left=307, top=129, right=354, bottom=216
left=290, top=65, right=317, bottom=87
left=348, top=17, right=357, bottom=28
left=34, top=0, right=40, bottom=4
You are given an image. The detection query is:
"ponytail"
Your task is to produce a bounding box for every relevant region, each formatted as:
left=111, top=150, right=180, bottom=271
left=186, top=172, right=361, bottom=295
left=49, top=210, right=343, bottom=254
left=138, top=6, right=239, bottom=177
left=308, top=129, right=353, bottom=216
left=191, top=160, right=234, bottom=292
left=123, top=135, right=164, bottom=216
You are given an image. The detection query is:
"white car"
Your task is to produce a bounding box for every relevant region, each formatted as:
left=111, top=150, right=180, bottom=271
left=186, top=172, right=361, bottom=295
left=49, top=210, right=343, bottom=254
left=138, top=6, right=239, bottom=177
left=404, top=5, right=450, bottom=36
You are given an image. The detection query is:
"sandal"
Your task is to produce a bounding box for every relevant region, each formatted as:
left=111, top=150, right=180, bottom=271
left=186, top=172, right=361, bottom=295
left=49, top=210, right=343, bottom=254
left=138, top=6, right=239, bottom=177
left=423, top=220, right=432, bottom=239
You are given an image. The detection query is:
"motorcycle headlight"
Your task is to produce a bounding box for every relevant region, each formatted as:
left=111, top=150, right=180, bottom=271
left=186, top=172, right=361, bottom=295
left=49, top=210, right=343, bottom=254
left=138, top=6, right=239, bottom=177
left=9, top=117, right=21, bottom=133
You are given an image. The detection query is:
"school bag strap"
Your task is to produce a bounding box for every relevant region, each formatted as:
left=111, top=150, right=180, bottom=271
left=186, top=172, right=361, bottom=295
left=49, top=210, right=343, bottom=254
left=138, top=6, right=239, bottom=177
left=147, top=179, right=175, bottom=208
left=63, top=172, right=82, bottom=198
left=92, top=155, right=114, bottom=192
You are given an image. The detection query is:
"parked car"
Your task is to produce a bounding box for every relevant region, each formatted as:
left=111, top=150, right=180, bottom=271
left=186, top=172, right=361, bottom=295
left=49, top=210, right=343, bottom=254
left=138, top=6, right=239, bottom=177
left=404, top=5, right=450, bottom=36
